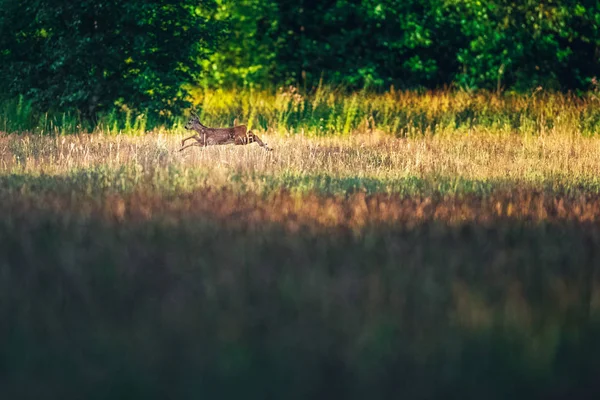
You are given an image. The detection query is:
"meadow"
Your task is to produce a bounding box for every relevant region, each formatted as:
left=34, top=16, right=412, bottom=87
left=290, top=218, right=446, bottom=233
left=2, top=89, right=600, bottom=399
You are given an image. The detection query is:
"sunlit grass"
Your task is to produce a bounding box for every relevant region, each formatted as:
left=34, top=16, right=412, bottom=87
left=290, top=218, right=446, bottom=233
left=2, top=131, right=600, bottom=198
left=2, top=92, right=600, bottom=398
left=2, top=87, right=600, bottom=136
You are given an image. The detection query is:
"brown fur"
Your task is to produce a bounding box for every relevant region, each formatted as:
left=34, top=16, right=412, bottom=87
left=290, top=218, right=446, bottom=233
left=180, top=112, right=272, bottom=152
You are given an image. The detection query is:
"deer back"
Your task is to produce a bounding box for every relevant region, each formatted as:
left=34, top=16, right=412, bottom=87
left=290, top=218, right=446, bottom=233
left=231, top=125, right=249, bottom=138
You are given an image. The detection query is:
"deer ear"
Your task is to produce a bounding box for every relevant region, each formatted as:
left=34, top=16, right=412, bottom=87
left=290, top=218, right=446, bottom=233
left=190, top=110, right=198, bottom=117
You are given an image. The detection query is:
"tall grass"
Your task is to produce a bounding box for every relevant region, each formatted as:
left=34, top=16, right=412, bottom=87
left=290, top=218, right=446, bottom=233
left=2, top=91, right=600, bottom=399
left=2, top=87, right=600, bottom=136
left=189, top=86, right=600, bottom=137
left=1, top=132, right=600, bottom=399
left=2, top=132, right=600, bottom=197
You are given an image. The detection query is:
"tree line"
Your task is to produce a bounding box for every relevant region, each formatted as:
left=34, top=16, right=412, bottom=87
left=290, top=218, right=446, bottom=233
left=1, top=0, right=598, bottom=121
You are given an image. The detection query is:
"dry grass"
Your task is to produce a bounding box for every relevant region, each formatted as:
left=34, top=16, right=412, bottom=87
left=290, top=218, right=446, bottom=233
left=2, top=130, right=600, bottom=197
left=2, top=128, right=600, bottom=399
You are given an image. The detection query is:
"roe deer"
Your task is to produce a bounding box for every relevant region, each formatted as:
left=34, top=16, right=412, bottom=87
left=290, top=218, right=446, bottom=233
left=180, top=112, right=272, bottom=152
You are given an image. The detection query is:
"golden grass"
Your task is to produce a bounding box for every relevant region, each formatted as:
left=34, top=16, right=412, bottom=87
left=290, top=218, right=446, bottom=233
left=4, top=87, right=600, bottom=137
left=0, top=103, right=600, bottom=398
left=2, top=130, right=600, bottom=195
left=187, top=86, right=600, bottom=135
left=2, top=129, right=600, bottom=234
left=2, top=117, right=600, bottom=397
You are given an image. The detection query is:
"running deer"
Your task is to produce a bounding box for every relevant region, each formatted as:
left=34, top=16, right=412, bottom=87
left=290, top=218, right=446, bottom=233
left=180, top=112, right=272, bottom=152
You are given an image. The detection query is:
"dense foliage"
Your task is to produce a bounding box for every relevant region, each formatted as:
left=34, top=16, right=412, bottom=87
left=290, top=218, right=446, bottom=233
left=208, top=0, right=600, bottom=91
left=0, top=0, right=219, bottom=120
left=0, top=0, right=599, bottom=120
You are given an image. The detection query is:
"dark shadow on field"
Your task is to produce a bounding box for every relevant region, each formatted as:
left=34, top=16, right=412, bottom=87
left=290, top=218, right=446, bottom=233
left=0, top=211, right=599, bottom=400
left=2, top=170, right=600, bottom=198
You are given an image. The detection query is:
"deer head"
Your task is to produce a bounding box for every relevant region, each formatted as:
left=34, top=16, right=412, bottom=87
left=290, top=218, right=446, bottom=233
left=184, top=111, right=206, bottom=132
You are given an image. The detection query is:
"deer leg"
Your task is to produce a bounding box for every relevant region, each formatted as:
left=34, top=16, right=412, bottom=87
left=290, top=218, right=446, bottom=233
left=181, top=134, right=199, bottom=147
left=234, top=136, right=250, bottom=146
left=179, top=142, right=205, bottom=152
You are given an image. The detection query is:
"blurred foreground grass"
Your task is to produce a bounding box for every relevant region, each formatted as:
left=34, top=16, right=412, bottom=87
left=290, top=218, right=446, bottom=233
left=1, top=132, right=600, bottom=399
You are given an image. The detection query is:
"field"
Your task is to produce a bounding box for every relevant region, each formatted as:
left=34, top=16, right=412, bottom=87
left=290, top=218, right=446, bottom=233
left=2, top=90, right=600, bottom=399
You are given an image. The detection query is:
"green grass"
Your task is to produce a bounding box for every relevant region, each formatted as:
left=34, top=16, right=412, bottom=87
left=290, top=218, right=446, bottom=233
left=3, top=86, right=600, bottom=136
left=5, top=168, right=600, bottom=200
left=1, top=96, right=600, bottom=398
